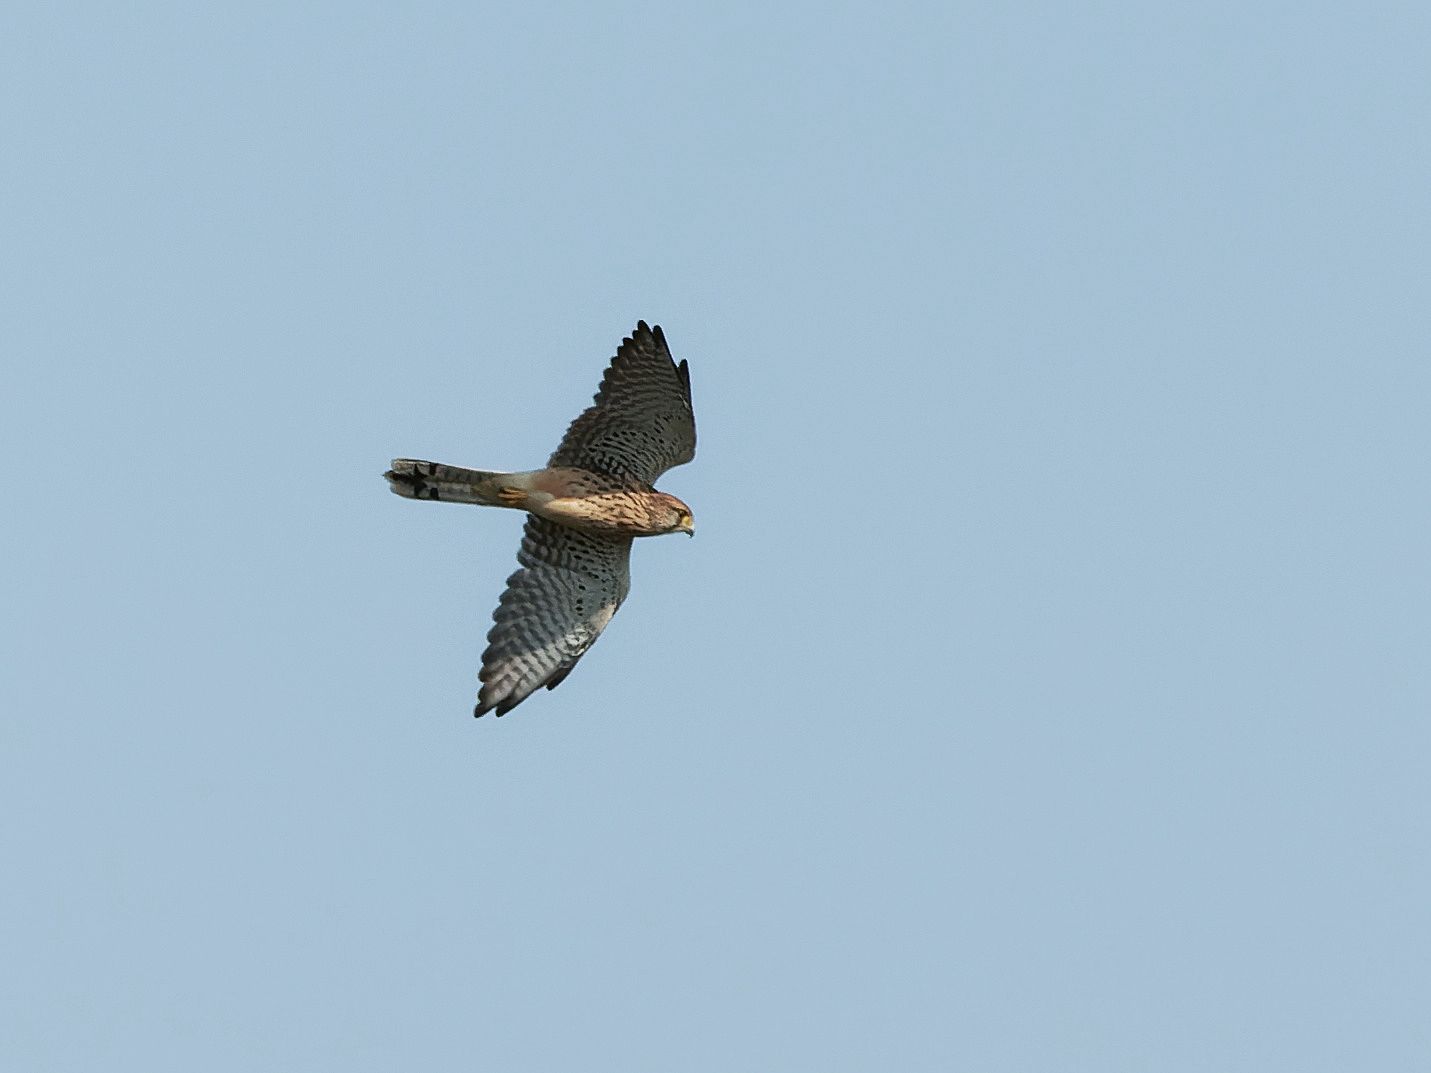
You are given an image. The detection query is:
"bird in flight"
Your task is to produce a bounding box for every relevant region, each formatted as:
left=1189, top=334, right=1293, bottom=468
left=385, top=321, right=697, bottom=717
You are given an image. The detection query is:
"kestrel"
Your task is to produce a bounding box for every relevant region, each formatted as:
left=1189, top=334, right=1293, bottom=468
left=385, top=321, right=696, bottom=717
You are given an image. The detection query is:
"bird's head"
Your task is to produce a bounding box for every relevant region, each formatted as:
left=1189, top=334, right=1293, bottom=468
left=655, top=493, right=695, bottom=537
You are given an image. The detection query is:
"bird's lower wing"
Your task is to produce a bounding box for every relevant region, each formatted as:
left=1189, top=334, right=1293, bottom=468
left=475, top=517, right=632, bottom=717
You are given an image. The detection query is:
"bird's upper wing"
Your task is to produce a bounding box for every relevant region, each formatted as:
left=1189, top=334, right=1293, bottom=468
left=475, top=516, right=633, bottom=717
left=547, top=321, right=696, bottom=485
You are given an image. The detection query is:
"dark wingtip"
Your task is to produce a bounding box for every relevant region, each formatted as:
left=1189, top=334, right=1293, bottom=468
left=633, top=320, right=668, bottom=349
left=474, top=692, right=513, bottom=717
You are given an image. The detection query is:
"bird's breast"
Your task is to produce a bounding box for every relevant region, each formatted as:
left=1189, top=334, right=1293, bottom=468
left=534, top=491, right=665, bottom=537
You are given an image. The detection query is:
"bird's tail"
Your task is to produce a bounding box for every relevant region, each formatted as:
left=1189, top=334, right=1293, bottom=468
left=384, top=459, right=514, bottom=505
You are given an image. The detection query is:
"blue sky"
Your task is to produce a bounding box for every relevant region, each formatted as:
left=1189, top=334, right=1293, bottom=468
left=5, top=3, right=1430, bottom=1070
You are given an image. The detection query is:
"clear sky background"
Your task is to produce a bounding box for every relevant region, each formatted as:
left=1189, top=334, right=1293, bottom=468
left=4, top=3, right=1429, bottom=1070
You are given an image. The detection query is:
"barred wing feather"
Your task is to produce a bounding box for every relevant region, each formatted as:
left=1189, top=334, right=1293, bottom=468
left=547, top=321, right=696, bottom=485
left=475, top=517, right=633, bottom=717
